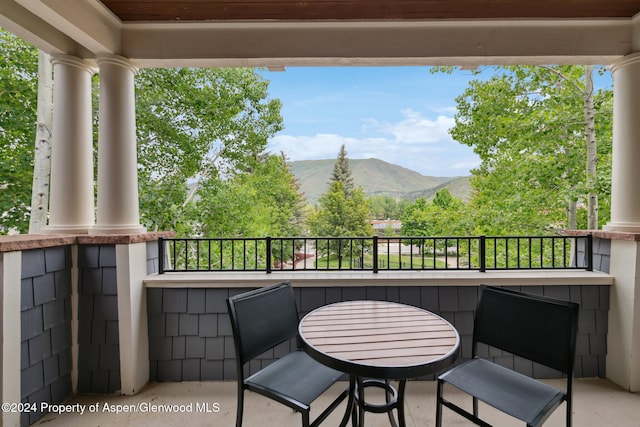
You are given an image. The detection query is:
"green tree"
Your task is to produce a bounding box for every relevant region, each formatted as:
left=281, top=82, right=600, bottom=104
left=197, top=153, right=305, bottom=238
left=401, top=190, right=470, bottom=237
left=135, top=67, right=284, bottom=234
left=437, top=65, right=612, bottom=234
left=400, top=198, right=432, bottom=237
left=308, top=145, right=372, bottom=238
left=433, top=188, right=454, bottom=209
left=308, top=181, right=372, bottom=237
left=307, top=181, right=373, bottom=264
left=0, top=30, right=37, bottom=234
left=400, top=189, right=472, bottom=255
left=308, top=147, right=373, bottom=262
left=330, top=144, right=354, bottom=195
left=368, top=194, right=407, bottom=219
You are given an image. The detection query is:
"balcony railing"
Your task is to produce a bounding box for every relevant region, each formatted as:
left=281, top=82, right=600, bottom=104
left=157, top=234, right=593, bottom=274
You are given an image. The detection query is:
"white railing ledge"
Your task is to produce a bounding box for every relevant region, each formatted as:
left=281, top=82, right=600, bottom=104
left=144, top=269, right=613, bottom=289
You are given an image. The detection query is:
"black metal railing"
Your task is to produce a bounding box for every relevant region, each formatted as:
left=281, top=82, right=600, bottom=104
left=157, top=234, right=593, bottom=274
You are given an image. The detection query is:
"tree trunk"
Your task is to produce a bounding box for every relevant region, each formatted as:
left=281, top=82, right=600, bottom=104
left=567, top=200, right=577, bottom=230
left=29, top=51, right=53, bottom=234
left=584, top=65, right=598, bottom=230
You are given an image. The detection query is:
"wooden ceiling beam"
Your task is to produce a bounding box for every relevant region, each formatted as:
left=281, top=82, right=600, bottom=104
left=100, top=0, right=640, bottom=21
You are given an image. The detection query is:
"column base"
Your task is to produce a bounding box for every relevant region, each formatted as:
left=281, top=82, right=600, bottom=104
left=41, top=224, right=93, bottom=234
left=90, top=224, right=147, bottom=235
left=603, top=222, right=640, bottom=232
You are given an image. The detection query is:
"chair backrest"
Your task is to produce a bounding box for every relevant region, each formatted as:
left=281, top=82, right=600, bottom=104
left=473, top=285, right=580, bottom=374
left=227, top=281, right=299, bottom=366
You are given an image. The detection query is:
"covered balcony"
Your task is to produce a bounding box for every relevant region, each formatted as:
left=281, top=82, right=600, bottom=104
left=27, top=378, right=640, bottom=426
left=2, top=1, right=640, bottom=426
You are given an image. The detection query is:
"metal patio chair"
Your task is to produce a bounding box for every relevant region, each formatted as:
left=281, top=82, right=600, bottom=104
left=436, top=285, right=580, bottom=427
left=226, top=281, right=348, bottom=427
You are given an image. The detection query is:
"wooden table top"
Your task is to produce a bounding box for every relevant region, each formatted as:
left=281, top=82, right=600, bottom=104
left=299, top=300, right=460, bottom=379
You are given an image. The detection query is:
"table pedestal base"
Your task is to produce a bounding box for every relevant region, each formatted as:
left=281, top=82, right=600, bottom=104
left=340, top=376, right=407, bottom=427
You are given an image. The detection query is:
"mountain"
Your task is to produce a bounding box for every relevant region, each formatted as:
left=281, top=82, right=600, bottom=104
left=289, top=158, right=471, bottom=203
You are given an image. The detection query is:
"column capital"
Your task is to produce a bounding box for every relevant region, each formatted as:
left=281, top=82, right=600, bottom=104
left=610, top=52, right=640, bottom=73
left=50, top=54, right=96, bottom=74
left=96, top=54, right=138, bottom=74
left=605, top=50, right=640, bottom=233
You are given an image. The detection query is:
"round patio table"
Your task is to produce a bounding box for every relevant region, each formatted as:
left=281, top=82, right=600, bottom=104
left=298, top=300, right=460, bottom=427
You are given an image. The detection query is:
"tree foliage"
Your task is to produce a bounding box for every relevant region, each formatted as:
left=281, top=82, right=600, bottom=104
left=0, top=31, right=289, bottom=236
left=400, top=189, right=470, bottom=237
left=308, top=146, right=373, bottom=258
left=368, top=194, right=409, bottom=220
left=308, top=181, right=372, bottom=237
left=330, top=144, right=354, bottom=195
left=0, top=30, right=37, bottom=234
left=436, top=65, right=612, bottom=234
left=135, top=67, right=285, bottom=235
left=197, top=153, right=305, bottom=237
left=308, top=146, right=372, bottom=237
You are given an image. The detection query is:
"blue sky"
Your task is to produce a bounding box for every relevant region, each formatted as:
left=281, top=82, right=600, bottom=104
left=262, top=66, right=613, bottom=177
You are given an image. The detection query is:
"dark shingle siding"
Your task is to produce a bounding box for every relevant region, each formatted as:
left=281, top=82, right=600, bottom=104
left=21, top=247, right=73, bottom=426
left=147, top=283, right=609, bottom=382
left=76, top=245, right=120, bottom=395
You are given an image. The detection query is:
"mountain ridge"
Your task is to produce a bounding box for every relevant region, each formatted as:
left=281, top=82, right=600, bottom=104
left=289, top=158, right=471, bottom=203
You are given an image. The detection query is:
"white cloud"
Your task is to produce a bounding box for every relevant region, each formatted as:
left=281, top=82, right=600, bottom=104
left=362, top=109, right=455, bottom=144
left=267, top=109, right=480, bottom=176
left=268, top=134, right=370, bottom=161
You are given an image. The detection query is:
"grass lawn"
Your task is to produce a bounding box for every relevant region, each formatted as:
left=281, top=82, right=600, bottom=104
left=315, top=254, right=448, bottom=269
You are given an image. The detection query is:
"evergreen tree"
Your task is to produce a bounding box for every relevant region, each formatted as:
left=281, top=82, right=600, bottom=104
left=308, top=146, right=373, bottom=264
left=330, top=144, right=354, bottom=195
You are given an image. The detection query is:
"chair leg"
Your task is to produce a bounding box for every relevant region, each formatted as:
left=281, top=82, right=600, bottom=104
left=435, top=379, right=443, bottom=427
left=236, top=388, right=245, bottom=427
left=473, top=396, right=479, bottom=418
left=302, top=410, right=310, bottom=427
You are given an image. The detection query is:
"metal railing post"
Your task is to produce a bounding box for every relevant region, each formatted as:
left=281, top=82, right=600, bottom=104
left=479, top=235, right=486, bottom=272
left=158, top=237, right=165, bottom=274
left=266, top=236, right=272, bottom=274
left=373, top=235, right=379, bottom=273
left=586, top=234, right=593, bottom=271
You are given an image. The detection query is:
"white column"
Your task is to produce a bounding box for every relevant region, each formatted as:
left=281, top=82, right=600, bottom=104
left=1, top=252, right=21, bottom=427
left=604, top=52, right=640, bottom=391
left=116, top=243, right=149, bottom=394
left=46, top=55, right=95, bottom=234
left=605, top=53, right=640, bottom=232
left=93, top=55, right=145, bottom=234
left=607, top=240, right=640, bottom=392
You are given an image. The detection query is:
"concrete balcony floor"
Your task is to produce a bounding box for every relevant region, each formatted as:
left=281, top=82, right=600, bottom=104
left=35, top=378, right=639, bottom=426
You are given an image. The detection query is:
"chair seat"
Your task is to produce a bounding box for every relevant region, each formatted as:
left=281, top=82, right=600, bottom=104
left=246, top=350, right=344, bottom=408
left=440, top=358, right=566, bottom=426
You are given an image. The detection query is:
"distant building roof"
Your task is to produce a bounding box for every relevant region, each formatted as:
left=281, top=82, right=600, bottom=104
left=371, top=220, right=402, bottom=229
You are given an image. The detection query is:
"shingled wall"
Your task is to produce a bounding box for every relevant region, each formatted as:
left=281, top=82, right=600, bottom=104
left=20, top=246, right=73, bottom=426
left=76, top=241, right=160, bottom=394
left=76, top=245, right=121, bottom=394
left=147, top=284, right=610, bottom=383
